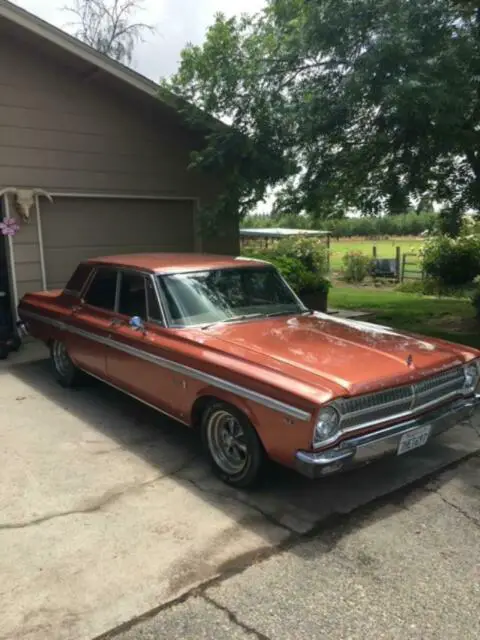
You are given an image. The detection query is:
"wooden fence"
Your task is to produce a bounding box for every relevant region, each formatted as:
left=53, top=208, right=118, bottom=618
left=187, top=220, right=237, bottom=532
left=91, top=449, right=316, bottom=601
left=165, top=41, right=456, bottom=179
left=401, top=253, right=423, bottom=282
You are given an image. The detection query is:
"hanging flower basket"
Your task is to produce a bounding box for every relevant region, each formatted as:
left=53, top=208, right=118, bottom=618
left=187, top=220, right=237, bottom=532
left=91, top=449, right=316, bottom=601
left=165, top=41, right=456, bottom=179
left=0, top=217, right=20, bottom=236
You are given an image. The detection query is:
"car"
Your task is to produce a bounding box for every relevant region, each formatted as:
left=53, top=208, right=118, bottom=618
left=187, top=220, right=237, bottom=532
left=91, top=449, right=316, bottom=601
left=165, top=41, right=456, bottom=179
left=18, top=253, right=480, bottom=488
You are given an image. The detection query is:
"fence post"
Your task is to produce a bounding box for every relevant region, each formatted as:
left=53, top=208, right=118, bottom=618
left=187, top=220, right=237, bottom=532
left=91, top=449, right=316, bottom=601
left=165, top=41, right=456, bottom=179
left=401, top=254, right=406, bottom=282
left=326, top=234, right=331, bottom=273
left=395, top=247, right=401, bottom=282
left=372, top=246, right=377, bottom=259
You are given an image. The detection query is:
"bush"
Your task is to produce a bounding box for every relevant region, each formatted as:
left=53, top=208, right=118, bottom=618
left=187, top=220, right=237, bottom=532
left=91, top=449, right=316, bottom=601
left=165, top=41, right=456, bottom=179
left=242, top=236, right=330, bottom=295
left=422, top=234, right=480, bottom=288
left=342, top=251, right=373, bottom=283
left=471, top=276, right=480, bottom=319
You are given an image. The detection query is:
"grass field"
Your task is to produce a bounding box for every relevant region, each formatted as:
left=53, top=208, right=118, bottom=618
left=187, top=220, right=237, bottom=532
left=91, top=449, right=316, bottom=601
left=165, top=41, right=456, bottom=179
left=329, top=237, right=423, bottom=270
left=329, top=287, right=480, bottom=349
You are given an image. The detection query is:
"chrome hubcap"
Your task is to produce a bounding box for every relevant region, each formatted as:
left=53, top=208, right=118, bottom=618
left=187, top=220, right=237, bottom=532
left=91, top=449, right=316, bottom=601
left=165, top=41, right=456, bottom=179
left=207, top=410, right=248, bottom=475
left=52, top=341, right=72, bottom=377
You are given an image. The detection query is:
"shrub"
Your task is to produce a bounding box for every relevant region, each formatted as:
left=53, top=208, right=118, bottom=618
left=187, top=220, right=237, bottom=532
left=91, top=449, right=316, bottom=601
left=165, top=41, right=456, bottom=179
left=273, top=236, right=329, bottom=275
left=242, top=236, right=330, bottom=294
left=471, top=276, right=480, bottom=319
left=341, top=251, right=373, bottom=283
left=422, top=234, right=480, bottom=288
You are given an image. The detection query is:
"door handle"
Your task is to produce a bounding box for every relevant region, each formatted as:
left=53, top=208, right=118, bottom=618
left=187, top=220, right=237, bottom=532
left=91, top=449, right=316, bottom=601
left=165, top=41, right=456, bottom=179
left=71, top=305, right=82, bottom=313
left=110, top=318, right=124, bottom=327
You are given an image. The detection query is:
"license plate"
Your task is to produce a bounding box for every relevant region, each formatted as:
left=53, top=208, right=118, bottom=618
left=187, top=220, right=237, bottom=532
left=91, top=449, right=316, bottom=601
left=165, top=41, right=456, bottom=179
left=397, top=425, right=432, bottom=456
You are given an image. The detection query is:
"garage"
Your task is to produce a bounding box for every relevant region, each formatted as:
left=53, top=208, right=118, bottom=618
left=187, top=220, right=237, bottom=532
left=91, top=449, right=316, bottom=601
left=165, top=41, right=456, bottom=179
left=40, top=197, right=196, bottom=289
left=0, top=0, right=238, bottom=335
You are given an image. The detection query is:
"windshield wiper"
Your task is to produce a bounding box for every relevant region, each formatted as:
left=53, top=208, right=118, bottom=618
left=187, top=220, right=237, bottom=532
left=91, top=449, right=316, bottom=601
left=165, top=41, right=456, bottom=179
left=264, top=309, right=303, bottom=318
left=200, top=313, right=264, bottom=330
left=224, top=313, right=264, bottom=322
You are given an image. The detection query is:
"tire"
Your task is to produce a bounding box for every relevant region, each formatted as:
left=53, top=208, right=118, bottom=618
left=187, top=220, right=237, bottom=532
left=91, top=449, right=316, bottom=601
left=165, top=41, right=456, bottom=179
left=10, top=335, right=21, bottom=352
left=50, top=340, right=83, bottom=387
left=201, top=401, right=266, bottom=489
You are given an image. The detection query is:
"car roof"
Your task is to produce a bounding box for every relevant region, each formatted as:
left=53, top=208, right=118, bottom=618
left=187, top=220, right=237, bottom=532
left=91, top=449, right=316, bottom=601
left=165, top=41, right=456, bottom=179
left=86, top=253, right=268, bottom=274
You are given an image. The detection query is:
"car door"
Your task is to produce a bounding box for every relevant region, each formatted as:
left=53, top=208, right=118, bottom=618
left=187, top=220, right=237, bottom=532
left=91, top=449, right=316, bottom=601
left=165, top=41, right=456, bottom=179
left=65, top=266, right=119, bottom=379
left=105, top=270, right=182, bottom=419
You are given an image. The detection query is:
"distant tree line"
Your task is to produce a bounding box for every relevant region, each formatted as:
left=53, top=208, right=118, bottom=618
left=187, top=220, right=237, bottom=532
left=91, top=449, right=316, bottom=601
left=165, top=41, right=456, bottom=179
left=242, top=212, right=438, bottom=238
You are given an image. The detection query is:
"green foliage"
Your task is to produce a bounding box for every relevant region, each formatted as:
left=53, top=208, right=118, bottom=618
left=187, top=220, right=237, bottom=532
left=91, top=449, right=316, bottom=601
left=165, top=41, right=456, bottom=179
left=243, top=212, right=437, bottom=237
left=342, top=252, right=373, bottom=283
left=471, top=276, right=480, bottom=319
left=243, top=237, right=330, bottom=294
left=396, top=277, right=473, bottom=297
left=276, top=237, right=329, bottom=275
left=422, top=234, right=480, bottom=287
left=168, top=1, right=480, bottom=234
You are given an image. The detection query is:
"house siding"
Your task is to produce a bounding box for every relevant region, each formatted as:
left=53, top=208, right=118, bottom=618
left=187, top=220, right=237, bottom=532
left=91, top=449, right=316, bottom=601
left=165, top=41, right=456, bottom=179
left=0, top=28, right=238, bottom=303
left=0, top=34, right=212, bottom=195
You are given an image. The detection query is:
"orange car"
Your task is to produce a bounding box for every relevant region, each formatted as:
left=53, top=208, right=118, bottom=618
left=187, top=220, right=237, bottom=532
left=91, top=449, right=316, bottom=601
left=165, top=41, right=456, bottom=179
left=18, top=253, right=480, bottom=488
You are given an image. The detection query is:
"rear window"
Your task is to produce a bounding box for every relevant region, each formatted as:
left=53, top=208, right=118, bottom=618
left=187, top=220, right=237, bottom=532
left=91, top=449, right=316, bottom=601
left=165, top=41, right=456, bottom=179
left=64, top=264, right=93, bottom=296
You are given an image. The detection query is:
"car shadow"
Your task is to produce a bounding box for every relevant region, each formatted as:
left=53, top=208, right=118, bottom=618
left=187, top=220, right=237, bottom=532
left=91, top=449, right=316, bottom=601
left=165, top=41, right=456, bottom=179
left=8, top=358, right=480, bottom=545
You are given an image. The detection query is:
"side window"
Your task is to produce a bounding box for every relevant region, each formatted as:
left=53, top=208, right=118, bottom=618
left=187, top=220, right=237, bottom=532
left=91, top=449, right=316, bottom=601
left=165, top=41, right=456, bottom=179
left=146, top=278, right=162, bottom=322
left=84, top=268, right=118, bottom=311
left=64, top=263, right=93, bottom=296
left=118, top=272, right=147, bottom=319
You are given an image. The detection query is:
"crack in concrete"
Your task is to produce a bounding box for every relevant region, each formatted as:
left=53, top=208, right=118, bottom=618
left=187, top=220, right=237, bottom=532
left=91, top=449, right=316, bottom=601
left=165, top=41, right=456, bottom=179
left=422, top=486, right=480, bottom=529
left=179, top=474, right=296, bottom=534
left=83, top=452, right=480, bottom=640
left=202, top=594, right=272, bottom=640
left=0, top=457, right=198, bottom=532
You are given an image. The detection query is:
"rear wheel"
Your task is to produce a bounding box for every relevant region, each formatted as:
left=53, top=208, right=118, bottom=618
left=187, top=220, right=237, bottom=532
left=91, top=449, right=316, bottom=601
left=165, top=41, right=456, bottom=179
left=51, top=340, right=82, bottom=387
left=201, top=401, right=266, bottom=489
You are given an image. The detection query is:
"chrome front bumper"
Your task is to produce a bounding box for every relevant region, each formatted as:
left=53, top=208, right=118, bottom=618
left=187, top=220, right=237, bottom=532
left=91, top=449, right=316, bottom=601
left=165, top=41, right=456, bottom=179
left=295, top=395, right=480, bottom=480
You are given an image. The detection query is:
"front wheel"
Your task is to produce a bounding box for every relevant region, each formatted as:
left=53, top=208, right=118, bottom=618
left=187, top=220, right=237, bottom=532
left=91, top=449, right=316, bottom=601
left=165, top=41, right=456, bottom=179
left=50, top=340, right=82, bottom=387
left=201, top=402, right=266, bottom=489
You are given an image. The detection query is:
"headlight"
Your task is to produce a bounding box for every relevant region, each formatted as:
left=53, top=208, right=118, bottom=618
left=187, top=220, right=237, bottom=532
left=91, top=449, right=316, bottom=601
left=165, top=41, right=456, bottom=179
left=313, top=406, right=340, bottom=447
left=464, top=360, right=480, bottom=394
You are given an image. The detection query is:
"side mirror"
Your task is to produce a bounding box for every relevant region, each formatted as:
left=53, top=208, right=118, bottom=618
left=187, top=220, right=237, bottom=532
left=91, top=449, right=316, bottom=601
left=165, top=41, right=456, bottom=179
left=129, top=316, right=146, bottom=333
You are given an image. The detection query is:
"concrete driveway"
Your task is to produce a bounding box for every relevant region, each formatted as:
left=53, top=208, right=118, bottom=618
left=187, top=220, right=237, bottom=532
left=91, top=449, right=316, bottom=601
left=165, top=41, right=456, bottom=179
left=1, top=350, right=479, bottom=640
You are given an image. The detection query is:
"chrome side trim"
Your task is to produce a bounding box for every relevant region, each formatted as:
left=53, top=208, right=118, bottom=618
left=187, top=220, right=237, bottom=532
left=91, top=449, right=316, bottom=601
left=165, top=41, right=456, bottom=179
left=82, top=370, right=190, bottom=427
left=21, top=310, right=312, bottom=422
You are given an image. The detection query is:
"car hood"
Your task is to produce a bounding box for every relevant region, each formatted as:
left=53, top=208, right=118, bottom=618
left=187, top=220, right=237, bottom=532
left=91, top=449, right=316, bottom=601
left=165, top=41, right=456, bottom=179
left=193, top=312, right=471, bottom=396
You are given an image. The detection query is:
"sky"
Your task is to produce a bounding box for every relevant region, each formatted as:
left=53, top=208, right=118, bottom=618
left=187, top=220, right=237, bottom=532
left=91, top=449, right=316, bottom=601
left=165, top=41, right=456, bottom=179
left=14, top=0, right=265, bottom=81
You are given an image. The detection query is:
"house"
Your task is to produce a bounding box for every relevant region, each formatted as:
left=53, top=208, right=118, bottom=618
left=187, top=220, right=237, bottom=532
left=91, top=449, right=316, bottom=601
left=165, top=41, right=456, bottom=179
left=0, top=0, right=238, bottom=329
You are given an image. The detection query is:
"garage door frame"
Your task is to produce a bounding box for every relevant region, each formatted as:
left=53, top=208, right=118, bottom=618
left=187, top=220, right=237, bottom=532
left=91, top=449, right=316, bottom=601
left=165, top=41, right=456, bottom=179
left=1, top=193, right=19, bottom=324
left=39, top=190, right=201, bottom=291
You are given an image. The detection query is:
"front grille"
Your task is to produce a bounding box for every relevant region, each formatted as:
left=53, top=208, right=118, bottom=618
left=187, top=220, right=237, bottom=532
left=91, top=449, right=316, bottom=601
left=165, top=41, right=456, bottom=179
left=412, top=366, right=464, bottom=408
left=339, top=366, right=465, bottom=430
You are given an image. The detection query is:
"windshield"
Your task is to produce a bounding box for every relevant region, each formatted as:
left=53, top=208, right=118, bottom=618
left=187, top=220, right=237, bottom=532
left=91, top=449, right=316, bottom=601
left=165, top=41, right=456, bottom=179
left=157, top=266, right=304, bottom=327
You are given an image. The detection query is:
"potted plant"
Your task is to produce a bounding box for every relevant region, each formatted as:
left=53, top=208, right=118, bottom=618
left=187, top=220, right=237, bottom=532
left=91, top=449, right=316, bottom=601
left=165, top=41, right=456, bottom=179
left=297, top=273, right=331, bottom=312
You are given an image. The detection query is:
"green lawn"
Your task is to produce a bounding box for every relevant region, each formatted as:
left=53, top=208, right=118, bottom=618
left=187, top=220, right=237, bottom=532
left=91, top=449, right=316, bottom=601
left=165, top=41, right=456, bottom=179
left=329, top=286, right=480, bottom=349
left=329, top=237, right=423, bottom=271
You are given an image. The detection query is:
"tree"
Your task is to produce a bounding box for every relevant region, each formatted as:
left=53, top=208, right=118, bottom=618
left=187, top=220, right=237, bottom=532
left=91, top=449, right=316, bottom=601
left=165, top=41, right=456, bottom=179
left=167, top=0, right=480, bottom=234
left=64, top=0, right=153, bottom=66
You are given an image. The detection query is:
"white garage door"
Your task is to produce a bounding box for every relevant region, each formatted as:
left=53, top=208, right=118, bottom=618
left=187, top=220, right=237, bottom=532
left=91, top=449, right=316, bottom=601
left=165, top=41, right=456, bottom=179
left=40, top=197, right=196, bottom=289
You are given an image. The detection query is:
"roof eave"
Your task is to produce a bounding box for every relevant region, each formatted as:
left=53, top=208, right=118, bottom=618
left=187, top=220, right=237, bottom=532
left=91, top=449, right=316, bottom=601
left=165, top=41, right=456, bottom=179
left=0, top=0, right=226, bottom=133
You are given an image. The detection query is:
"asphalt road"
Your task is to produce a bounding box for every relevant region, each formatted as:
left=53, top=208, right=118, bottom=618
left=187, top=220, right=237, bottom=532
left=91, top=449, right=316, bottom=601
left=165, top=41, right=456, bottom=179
left=104, top=453, right=480, bottom=640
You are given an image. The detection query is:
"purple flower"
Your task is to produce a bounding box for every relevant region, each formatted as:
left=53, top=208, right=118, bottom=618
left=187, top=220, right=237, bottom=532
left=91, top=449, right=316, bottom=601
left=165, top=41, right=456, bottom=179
left=0, top=217, right=20, bottom=236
